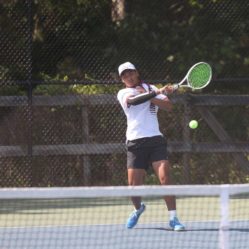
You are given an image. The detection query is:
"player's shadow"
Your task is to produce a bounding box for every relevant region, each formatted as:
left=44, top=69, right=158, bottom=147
left=230, top=228, right=249, bottom=232
left=135, top=227, right=249, bottom=232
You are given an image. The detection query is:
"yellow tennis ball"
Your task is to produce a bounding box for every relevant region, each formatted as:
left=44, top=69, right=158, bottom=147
left=189, top=120, right=198, bottom=129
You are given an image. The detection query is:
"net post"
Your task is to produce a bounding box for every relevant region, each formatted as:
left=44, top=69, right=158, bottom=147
left=219, top=184, right=230, bottom=249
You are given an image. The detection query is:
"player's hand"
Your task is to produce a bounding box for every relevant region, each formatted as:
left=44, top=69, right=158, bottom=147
left=159, top=84, right=175, bottom=95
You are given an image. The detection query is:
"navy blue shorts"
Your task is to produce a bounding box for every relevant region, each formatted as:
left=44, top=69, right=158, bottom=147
left=126, top=135, right=168, bottom=170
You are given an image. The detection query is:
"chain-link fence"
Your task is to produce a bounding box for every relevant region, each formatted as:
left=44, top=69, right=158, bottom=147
left=0, top=0, right=249, bottom=187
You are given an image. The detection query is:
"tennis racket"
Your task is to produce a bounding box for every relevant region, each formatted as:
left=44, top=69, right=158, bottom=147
left=173, top=62, right=212, bottom=90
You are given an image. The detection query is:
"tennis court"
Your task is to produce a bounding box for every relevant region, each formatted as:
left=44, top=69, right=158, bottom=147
left=1, top=221, right=248, bottom=249
left=0, top=185, right=248, bottom=248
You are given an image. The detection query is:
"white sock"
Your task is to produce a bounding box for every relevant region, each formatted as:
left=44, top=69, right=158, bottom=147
left=169, top=210, right=177, bottom=220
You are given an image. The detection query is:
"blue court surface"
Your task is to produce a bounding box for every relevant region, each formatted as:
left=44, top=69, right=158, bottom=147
left=0, top=221, right=248, bottom=249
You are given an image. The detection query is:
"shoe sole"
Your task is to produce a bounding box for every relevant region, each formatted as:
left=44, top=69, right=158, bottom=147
left=172, top=227, right=185, bottom=231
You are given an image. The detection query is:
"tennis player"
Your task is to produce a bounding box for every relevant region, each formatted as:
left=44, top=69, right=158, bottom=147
left=117, top=62, right=185, bottom=231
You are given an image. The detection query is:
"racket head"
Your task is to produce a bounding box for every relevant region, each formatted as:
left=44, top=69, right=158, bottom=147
left=186, top=62, right=212, bottom=89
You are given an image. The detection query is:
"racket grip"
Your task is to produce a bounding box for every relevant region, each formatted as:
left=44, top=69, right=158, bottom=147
left=173, top=84, right=179, bottom=91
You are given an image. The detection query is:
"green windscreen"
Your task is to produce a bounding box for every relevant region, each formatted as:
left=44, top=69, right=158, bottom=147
left=188, top=63, right=212, bottom=89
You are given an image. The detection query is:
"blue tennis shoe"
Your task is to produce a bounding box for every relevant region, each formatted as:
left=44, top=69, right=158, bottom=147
left=126, top=203, right=146, bottom=229
left=169, top=217, right=185, bottom=231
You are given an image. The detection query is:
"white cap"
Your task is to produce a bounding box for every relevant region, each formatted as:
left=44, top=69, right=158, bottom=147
left=118, top=62, right=136, bottom=76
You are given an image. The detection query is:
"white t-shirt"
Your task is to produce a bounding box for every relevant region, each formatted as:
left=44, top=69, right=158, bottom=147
left=117, top=83, right=168, bottom=141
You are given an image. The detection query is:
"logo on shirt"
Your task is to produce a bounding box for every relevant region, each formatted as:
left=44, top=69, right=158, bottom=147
left=150, top=103, right=156, bottom=114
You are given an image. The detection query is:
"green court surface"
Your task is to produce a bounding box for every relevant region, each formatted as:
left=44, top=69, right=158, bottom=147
left=0, top=196, right=248, bottom=227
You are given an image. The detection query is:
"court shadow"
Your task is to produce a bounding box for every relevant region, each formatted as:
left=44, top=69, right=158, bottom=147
left=135, top=227, right=187, bottom=232
left=230, top=228, right=249, bottom=232
left=135, top=227, right=249, bottom=233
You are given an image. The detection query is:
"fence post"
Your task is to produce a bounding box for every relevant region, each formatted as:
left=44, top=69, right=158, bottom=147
left=26, top=0, right=36, bottom=186
left=182, top=94, right=191, bottom=184
left=82, top=104, right=91, bottom=185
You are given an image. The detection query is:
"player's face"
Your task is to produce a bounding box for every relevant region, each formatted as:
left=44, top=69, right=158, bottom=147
left=121, top=70, right=140, bottom=88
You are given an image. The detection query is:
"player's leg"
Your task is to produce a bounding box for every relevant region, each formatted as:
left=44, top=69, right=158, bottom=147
left=126, top=168, right=146, bottom=229
left=125, top=144, right=148, bottom=228
left=152, top=160, right=185, bottom=231
left=127, top=168, right=145, bottom=209
left=152, top=160, right=176, bottom=210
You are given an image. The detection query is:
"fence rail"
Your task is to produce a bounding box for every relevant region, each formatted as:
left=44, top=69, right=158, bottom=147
left=1, top=94, right=249, bottom=107
left=1, top=142, right=249, bottom=158
left=1, top=94, right=249, bottom=156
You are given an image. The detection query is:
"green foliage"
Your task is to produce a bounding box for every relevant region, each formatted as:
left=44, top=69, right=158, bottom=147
left=34, top=70, right=121, bottom=95
left=71, top=84, right=120, bottom=94
left=1, top=0, right=248, bottom=94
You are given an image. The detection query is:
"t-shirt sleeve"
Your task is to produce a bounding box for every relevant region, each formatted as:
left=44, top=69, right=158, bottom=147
left=117, top=88, right=136, bottom=109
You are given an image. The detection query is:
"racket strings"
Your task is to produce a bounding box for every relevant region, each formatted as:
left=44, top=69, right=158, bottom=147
left=188, top=63, right=212, bottom=89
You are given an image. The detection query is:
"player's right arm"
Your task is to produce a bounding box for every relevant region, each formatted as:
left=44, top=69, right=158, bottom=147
left=118, top=88, right=156, bottom=108
left=124, top=85, right=168, bottom=106
left=118, top=85, right=173, bottom=108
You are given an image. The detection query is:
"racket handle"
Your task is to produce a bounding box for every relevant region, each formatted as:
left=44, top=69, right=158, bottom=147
left=173, top=84, right=179, bottom=91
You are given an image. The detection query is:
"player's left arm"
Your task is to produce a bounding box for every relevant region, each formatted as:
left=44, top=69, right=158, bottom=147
left=151, top=96, right=172, bottom=111
left=150, top=84, right=173, bottom=111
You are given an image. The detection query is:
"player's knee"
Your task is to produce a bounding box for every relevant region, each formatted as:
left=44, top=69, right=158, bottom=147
left=159, top=175, right=170, bottom=185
